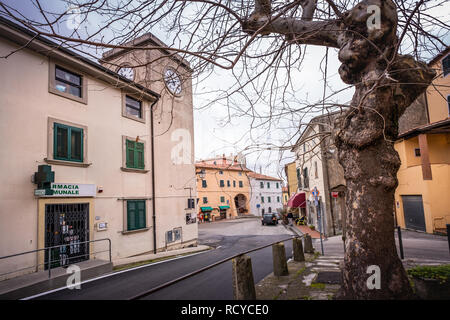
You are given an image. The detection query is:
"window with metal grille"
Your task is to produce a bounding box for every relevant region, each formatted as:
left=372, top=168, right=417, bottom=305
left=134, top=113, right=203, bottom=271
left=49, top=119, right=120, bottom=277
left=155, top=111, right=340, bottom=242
left=220, top=196, right=225, bottom=203
left=203, top=197, right=208, bottom=204
left=54, top=66, right=82, bottom=98
left=202, top=180, right=207, bottom=188
left=126, top=139, right=145, bottom=169
left=125, top=95, right=142, bottom=118
left=54, top=123, right=83, bottom=162
left=174, top=228, right=181, bottom=241
left=187, top=198, right=195, bottom=209
left=127, top=200, right=146, bottom=231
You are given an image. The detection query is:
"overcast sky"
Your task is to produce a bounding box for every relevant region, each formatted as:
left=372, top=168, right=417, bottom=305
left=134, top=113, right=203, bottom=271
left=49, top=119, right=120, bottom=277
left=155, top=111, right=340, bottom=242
left=1, top=0, right=448, bottom=181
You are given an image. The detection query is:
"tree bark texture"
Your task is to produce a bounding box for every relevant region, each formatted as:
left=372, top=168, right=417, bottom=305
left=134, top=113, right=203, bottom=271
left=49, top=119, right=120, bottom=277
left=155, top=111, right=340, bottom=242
left=243, top=0, right=435, bottom=299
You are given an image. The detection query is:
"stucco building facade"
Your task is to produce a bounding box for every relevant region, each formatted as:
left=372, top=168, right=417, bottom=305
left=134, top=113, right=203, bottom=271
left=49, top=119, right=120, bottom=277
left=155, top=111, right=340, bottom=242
left=248, top=172, right=283, bottom=216
left=394, top=47, right=450, bottom=234
left=195, top=156, right=251, bottom=220
left=0, top=18, right=198, bottom=279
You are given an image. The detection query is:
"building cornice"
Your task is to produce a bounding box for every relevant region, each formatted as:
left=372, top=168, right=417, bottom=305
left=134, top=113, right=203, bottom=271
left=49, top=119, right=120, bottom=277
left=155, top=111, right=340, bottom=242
left=0, top=17, right=160, bottom=103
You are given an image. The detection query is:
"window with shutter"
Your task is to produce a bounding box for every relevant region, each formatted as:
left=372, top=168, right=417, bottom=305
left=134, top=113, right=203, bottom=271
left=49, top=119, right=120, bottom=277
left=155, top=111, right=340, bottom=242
left=54, top=123, right=83, bottom=162
left=127, top=200, right=146, bottom=231
left=126, top=139, right=145, bottom=169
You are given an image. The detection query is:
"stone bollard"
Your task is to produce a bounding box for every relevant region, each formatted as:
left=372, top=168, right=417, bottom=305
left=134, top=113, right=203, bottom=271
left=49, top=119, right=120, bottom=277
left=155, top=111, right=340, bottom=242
left=232, top=254, right=256, bottom=300
left=272, top=242, right=289, bottom=276
left=293, top=238, right=305, bottom=262
left=303, top=234, right=314, bottom=253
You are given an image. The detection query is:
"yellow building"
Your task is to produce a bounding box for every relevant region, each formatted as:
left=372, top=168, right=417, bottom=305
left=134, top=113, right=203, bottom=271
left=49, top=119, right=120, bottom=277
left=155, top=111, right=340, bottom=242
left=284, top=161, right=299, bottom=198
left=195, top=156, right=251, bottom=221
left=282, top=187, right=289, bottom=206
left=394, top=47, right=450, bottom=234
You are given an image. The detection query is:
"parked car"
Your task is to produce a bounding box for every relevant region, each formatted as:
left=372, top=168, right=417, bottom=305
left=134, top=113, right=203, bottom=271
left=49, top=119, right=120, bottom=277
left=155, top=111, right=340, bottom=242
left=262, top=213, right=278, bottom=225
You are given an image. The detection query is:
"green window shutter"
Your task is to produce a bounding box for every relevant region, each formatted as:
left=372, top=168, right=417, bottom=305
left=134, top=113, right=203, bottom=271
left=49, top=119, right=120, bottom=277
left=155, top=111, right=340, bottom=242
left=70, top=127, right=83, bottom=161
left=127, top=200, right=146, bottom=230
left=54, top=123, right=83, bottom=162
left=126, top=140, right=145, bottom=169
left=136, top=142, right=145, bottom=169
left=136, top=200, right=146, bottom=229
left=126, top=140, right=135, bottom=168
left=54, top=124, right=69, bottom=160
left=127, top=201, right=136, bottom=230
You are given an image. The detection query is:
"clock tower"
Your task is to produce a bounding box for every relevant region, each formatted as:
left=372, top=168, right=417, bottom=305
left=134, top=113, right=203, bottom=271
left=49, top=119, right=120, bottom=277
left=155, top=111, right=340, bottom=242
left=100, top=33, right=197, bottom=253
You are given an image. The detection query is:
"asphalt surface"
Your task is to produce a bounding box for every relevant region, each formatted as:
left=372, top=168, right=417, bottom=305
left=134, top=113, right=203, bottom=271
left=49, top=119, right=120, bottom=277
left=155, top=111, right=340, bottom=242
left=32, top=217, right=295, bottom=300
left=311, top=228, right=450, bottom=261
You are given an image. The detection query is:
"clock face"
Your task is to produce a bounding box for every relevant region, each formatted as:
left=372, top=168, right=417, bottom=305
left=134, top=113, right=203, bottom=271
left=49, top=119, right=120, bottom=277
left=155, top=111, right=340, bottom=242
left=164, top=68, right=182, bottom=95
left=117, top=66, right=134, bottom=81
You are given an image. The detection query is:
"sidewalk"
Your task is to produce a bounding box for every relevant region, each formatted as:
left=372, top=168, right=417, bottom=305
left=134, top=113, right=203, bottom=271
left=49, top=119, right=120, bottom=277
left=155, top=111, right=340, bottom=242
left=255, top=253, right=341, bottom=300
left=254, top=250, right=450, bottom=300
left=295, top=225, right=323, bottom=239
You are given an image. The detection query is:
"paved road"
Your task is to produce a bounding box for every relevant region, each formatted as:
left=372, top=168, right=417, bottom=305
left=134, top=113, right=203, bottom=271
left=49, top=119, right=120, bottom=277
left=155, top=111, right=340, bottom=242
left=32, top=218, right=295, bottom=300
left=311, top=228, right=450, bottom=262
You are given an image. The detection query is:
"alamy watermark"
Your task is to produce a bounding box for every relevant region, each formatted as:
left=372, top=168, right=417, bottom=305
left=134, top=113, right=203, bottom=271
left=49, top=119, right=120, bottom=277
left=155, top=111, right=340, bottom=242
left=66, top=264, right=81, bottom=290
left=366, top=265, right=381, bottom=290
left=171, top=128, right=192, bottom=165
left=367, top=5, right=381, bottom=31
left=65, top=5, right=82, bottom=30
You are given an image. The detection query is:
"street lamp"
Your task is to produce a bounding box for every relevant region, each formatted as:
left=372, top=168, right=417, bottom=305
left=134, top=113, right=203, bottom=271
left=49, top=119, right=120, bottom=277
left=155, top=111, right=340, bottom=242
left=196, top=169, right=206, bottom=180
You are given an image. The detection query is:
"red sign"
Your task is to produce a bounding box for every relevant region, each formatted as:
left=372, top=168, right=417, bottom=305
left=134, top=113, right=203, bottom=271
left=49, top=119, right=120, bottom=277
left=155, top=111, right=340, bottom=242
left=331, top=192, right=339, bottom=198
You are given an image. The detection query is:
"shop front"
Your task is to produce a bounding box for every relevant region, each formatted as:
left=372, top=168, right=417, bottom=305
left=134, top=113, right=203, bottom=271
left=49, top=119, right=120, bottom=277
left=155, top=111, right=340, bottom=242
left=34, top=169, right=96, bottom=270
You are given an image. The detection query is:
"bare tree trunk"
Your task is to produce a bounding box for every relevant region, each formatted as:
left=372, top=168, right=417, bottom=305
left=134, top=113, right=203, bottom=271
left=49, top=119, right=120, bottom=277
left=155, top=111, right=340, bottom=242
left=335, top=94, right=412, bottom=299
left=242, top=0, right=436, bottom=299
left=332, top=1, right=436, bottom=299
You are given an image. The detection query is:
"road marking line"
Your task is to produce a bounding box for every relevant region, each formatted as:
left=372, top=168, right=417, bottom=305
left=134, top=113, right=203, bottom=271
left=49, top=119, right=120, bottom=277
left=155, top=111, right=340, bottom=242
left=21, top=249, right=211, bottom=300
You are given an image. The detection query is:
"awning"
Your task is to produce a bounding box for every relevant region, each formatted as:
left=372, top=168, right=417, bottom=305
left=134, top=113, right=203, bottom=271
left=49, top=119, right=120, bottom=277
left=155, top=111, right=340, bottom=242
left=219, top=206, right=230, bottom=209
left=200, top=207, right=213, bottom=212
left=287, top=193, right=306, bottom=208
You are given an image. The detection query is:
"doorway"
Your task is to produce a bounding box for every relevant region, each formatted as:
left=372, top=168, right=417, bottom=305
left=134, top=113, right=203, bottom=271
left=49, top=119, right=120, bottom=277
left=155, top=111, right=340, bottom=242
left=44, top=203, right=90, bottom=269
left=402, top=195, right=426, bottom=232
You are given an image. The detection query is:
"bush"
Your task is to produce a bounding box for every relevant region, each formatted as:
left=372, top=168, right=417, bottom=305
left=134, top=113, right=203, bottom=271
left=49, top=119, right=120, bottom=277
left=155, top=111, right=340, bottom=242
left=309, top=225, right=315, bottom=230
left=407, top=265, right=450, bottom=284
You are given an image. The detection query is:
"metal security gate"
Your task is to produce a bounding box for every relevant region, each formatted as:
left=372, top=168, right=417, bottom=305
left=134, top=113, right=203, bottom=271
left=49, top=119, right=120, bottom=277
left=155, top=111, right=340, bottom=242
left=402, top=195, right=426, bottom=232
left=44, top=203, right=89, bottom=269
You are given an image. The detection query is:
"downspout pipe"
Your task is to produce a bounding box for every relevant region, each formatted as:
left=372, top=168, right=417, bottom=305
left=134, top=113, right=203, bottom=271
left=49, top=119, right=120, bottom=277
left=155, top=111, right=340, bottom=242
left=150, top=98, right=159, bottom=254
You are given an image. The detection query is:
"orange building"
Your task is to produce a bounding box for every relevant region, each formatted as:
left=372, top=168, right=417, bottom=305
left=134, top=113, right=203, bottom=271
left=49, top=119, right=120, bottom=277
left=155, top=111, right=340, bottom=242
left=195, top=155, right=251, bottom=221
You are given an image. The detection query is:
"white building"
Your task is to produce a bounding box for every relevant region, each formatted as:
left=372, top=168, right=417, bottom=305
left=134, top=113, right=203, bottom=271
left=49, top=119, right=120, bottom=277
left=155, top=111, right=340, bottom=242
left=248, top=172, right=284, bottom=216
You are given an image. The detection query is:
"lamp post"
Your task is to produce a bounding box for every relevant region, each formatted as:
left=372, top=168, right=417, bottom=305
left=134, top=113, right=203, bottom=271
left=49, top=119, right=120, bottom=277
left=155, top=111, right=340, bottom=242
left=196, top=169, right=206, bottom=180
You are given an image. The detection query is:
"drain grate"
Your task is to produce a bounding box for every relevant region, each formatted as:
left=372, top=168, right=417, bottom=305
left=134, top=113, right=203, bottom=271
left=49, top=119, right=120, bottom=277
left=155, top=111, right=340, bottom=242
left=315, top=271, right=342, bottom=284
